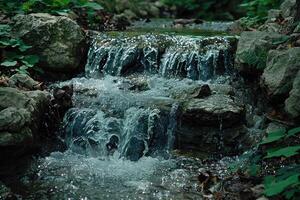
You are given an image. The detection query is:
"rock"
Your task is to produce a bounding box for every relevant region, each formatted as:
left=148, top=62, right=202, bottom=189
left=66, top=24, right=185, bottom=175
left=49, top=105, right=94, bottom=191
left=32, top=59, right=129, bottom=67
left=266, top=122, right=287, bottom=134
left=280, top=0, right=300, bottom=20
left=12, top=13, right=86, bottom=73
left=122, top=9, right=138, bottom=20
left=191, top=84, right=212, bottom=98
left=183, top=94, right=245, bottom=127
left=261, top=48, right=300, bottom=101
left=285, top=70, right=300, bottom=119
left=0, top=87, right=50, bottom=160
left=169, top=83, right=212, bottom=100
left=146, top=4, right=160, bottom=18
left=228, top=20, right=245, bottom=34
left=174, top=19, right=203, bottom=25
left=235, top=31, right=288, bottom=75
left=266, top=9, right=282, bottom=23
left=210, top=84, right=235, bottom=96
left=0, top=107, right=30, bottom=132
left=176, top=125, right=248, bottom=154
left=8, top=73, right=42, bottom=90
left=51, top=84, right=73, bottom=117
left=258, top=22, right=282, bottom=33
left=0, top=182, right=17, bottom=200
left=293, top=22, right=300, bottom=32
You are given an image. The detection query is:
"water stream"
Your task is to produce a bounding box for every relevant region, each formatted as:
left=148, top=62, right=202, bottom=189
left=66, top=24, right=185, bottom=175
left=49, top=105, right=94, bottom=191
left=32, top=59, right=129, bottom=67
left=15, top=31, right=240, bottom=199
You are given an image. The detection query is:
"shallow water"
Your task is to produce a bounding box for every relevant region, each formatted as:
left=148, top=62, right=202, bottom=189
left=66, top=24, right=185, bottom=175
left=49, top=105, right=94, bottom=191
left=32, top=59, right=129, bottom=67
left=21, top=151, right=206, bottom=200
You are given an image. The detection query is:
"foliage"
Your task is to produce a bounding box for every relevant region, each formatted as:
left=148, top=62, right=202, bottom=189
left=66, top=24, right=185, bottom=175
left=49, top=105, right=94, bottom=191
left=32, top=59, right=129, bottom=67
left=240, top=0, right=283, bottom=19
left=0, top=24, right=41, bottom=75
left=231, top=127, right=300, bottom=199
left=161, top=0, right=242, bottom=20
left=239, top=0, right=283, bottom=28
left=20, top=0, right=103, bottom=14
left=0, top=0, right=103, bottom=29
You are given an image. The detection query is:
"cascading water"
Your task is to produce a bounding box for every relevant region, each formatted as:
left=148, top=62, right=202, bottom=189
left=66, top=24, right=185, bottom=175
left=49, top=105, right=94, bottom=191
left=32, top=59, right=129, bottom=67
left=17, top=32, right=238, bottom=199
left=85, top=33, right=234, bottom=81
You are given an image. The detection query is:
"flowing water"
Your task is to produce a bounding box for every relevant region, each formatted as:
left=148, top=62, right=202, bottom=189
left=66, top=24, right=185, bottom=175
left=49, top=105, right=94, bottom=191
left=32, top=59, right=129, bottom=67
left=13, top=31, right=239, bottom=199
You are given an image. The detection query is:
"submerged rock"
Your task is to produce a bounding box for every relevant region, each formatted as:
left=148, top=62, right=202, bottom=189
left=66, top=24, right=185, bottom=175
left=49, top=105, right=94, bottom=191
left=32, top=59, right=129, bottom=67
left=0, top=87, right=50, bottom=160
left=12, top=13, right=86, bottom=74
left=261, top=47, right=300, bottom=102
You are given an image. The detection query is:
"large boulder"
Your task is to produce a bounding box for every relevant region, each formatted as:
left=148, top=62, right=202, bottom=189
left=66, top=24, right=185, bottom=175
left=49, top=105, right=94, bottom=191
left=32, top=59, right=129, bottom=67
left=177, top=93, right=246, bottom=154
left=235, top=31, right=288, bottom=75
left=12, top=13, right=86, bottom=73
left=261, top=48, right=300, bottom=101
left=285, top=70, right=300, bottom=119
left=0, top=87, right=50, bottom=160
left=182, top=94, right=245, bottom=127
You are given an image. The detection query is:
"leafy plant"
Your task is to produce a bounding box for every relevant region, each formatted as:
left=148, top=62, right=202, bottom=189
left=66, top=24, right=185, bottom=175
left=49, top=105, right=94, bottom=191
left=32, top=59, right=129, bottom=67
left=0, top=24, right=41, bottom=75
left=240, top=0, right=283, bottom=19
left=231, top=127, right=300, bottom=199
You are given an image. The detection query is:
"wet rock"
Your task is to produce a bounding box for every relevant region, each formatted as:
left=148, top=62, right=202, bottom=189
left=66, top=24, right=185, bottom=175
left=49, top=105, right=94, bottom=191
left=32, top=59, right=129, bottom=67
left=280, top=0, right=300, bottom=20
left=0, top=107, right=30, bottom=132
left=52, top=85, right=73, bottom=117
left=176, top=125, right=248, bottom=154
left=12, top=13, right=86, bottom=74
left=293, top=22, right=300, bottom=33
left=235, top=31, right=287, bottom=75
left=266, top=9, right=282, bottom=23
left=0, top=182, right=18, bottom=200
left=266, top=122, right=288, bottom=134
left=168, top=83, right=212, bottom=100
left=210, top=84, right=235, bottom=96
left=0, top=87, right=50, bottom=160
left=174, top=19, right=203, bottom=25
left=191, top=84, right=212, bottom=98
left=183, top=94, right=245, bottom=127
left=285, top=70, right=300, bottom=119
left=8, top=73, right=42, bottom=90
left=261, top=48, right=300, bottom=102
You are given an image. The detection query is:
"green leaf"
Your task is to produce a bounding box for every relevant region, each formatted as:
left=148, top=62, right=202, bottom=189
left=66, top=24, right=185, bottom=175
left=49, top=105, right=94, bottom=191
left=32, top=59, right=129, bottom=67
left=287, top=127, right=300, bottom=137
left=0, top=24, right=11, bottom=36
left=1, top=60, right=18, bottom=67
left=283, top=188, right=300, bottom=199
left=247, top=164, right=260, bottom=176
left=23, top=55, right=39, bottom=65
left=83, top=2, right=103, bottom=10
left=0, top=39, right=11, bottom=46
left=16, top=65, right=29, bottom=74
left=18, top=41, right=32, bottom=52
left=264, top=174, right=300, bottom=196
left=52, top=0, right=71, bottom=8
left=260, top=129, right=286, bottom=145
left=21, top=60, right=34, bottom=68
left=32, top=67, right=45, bottom=74
left=272, top=36, right=290, bottom=45
left=264, top=146, right=300, bottom=159
left=52, top=10, right=70, bottom=16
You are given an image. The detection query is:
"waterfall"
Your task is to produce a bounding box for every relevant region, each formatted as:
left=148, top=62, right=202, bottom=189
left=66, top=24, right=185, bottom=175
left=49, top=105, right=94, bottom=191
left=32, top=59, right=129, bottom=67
left=61, top=32, right=236, bottom=161
left=85, top=33, right=234, bottom=81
